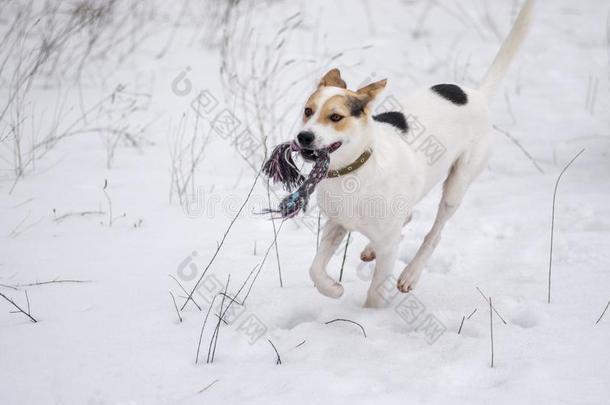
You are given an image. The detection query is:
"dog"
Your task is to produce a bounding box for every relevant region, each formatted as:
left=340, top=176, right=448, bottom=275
left=295, top=0, right=535, bottom=307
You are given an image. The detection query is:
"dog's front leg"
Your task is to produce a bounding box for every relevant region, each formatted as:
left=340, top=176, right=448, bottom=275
left=309, top=220, right=347, bottom=298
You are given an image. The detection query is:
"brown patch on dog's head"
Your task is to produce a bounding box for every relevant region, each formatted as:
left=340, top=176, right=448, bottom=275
left=296, top=73, right=389, bottom=155
left=302, top=89, right=323, bottom=123
left=302, top=73, right=388, bottom=127
left=317, top=95, right=358, bottom=132
left=318, top=68, right=347, bottom=89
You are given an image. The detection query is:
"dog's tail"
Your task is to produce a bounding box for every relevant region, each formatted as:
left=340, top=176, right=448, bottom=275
left=479, top=0, right=535, bottom=98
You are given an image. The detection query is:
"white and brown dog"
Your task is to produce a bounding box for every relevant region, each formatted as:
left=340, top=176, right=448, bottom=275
left=297, top=0, right=535, bottom=307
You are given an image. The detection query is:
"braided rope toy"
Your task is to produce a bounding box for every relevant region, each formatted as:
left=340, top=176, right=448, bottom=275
left=262, top=142, right=338, bottom=219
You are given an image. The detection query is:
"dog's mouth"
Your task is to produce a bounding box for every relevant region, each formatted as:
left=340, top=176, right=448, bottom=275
left=299, top=141, right=342, bottom=162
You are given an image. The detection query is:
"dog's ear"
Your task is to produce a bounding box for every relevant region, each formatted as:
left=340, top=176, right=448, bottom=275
left=356, top=79, right=387, bottom=103
left=318, top=68, right=347, bottom=89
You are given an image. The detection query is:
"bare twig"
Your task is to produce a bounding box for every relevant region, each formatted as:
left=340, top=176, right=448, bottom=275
left=196, top=295, right=218, bottom=365
left=267, top=338, right=282, bottom=364
left=169, top=291, right=182, bottom=323
left=0, top=291, right=37, bottom=323
left=457, top=316, right=466, bottom=335
left=8, top=211, right=43, bottom=239
left=53, top=210, right=105, bottom=223
left=197, top=379, right=220, bottom=394
left=208, top=275, right=230, bottom=364
left=168, top=275, right=201, bottom=311
left=476, top=287, right=507, bottom=325
left=489, top=297, right=494, bottom=368
left=242, top=220, right=287, bottom=305
left=7, top=279, right=91, bottom=288
left=266, top=179, right=283, bottom=288
left=24, top=290, right=31, bottom=314
left=181, top=168, right=262, bottom=311
left=192, top=199, right=286, bottom=365
left=548, top=149, right=585, bottom=304
left=595, top=300, right=610, bottom=325
left=493, top=125, right=544, bottom=174
left=325, top=318, right=367, bottom=338
left=103, top=179, right=113, bottom=227
left=339, top=232, right=351, bottom=282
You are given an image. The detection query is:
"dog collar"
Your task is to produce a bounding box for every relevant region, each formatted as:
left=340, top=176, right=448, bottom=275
left=326, top=149, right=372, bottom=178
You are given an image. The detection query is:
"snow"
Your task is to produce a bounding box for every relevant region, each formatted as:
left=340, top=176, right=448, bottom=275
left=1, top=0, right=609, bottom=404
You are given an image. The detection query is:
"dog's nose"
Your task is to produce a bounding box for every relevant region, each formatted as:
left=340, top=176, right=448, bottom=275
left=297, top=131, right=315, bottom=147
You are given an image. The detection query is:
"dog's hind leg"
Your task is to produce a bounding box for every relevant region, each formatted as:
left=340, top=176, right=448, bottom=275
left=364, top=228, right=402, bottom=308
left=310, top=220, right=347, bottom=298
left=359, top=213, right=412, bottom=263
left=397, top=148, right=488, bottom=293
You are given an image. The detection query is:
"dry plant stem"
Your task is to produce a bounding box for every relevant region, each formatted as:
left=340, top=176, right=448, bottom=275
left=181, top=168, right=262, bottom=311
left=25, top=290, right=30, bottom=314
left=339, top=232, right=351, bottom=282
left=218, top=263, right=259, bottom=309
left=268, top=182, right=283, bottom=288
left=489, top=297, right=494, bottom=368
left=548, top=149, right=585, bottom=304
left=206, top=313, right=221, bottom=364
left=493, top=125, right=544, bottom=174
left=325, top=318, right=367, bottom=338
left=197, top=379, right=220, bottom=394
left=197, top=228, right=284, bottom=362
left=476, top=287, right=507, bottom=324
left=168, top=275, right=201, bottom=311
left=103, top=179, right=113, bottom=227
left=197, top=263, right=261, bottom=366
left=195, top=264, right=258, bottom=364
left=267, top=338, right=282, bottom=365
left=0, top=291, right=37, bottom=323
left=207, top=275, right=230, bottom=364
left=260, top=86, right=282, bottom=288
left=595, top=300, right=610, bottom=325
left=169, top=291, right=182, bottom=323
left=10, top=279, right=92, bottom=288
left=8, top=211, right=43, bottom=239
left=196, top=295, right=218, bottom=365
left=53, top=210, right=105, bottom=223
left=242, top=220, right=286, bottom=305
left=457, top=316, right=466, bottom=335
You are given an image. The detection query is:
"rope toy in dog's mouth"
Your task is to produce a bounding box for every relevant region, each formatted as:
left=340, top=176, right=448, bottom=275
left=262, top=142, right=305, bottom=192
left=262, top=141, right=341, bottom=219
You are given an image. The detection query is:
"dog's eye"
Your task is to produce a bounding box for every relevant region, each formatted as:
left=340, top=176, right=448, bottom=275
left=304, top=107, right=313, bottom=117
left=329, top=113, right=343, bottom=122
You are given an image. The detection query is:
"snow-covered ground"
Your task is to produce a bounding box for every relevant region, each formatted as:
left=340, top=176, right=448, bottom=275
left=1, top=1, right=609, bottom=404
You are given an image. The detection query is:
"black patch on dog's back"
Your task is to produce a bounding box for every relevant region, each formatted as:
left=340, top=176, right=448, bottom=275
left=372, top=111, right=408, bottom=133
left=431, top=84, right=468, bottom=105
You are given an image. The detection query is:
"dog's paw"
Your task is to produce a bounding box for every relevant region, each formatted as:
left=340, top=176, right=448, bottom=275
left=315, top=280, right=344, bottom=299
left=360, top=245, right=376, bottom=262
left=363, top=294, right=387, bottom=309
left=397, top=269, right=421, bottom=293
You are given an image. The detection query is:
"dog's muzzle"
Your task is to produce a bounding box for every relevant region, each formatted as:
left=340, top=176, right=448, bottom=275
left=295, top=141, right=342, bottom=162
left=297, top=131, right=315, bottom=148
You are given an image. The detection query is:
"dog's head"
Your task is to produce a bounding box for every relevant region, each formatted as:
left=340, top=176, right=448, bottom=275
left=296, top=68, right=386, bottom=168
